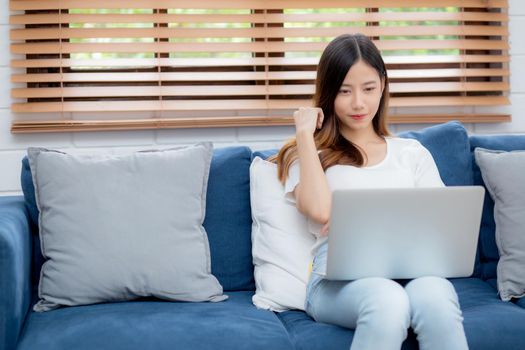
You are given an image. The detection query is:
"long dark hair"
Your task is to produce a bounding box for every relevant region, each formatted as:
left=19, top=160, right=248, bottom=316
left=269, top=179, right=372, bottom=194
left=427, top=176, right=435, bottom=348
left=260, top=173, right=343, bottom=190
left=269, top=33, right=391, bottom=183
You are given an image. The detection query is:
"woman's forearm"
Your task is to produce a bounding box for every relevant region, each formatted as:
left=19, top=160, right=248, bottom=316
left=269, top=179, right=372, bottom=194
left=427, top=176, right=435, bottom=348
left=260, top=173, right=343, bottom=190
left=295, top=131, right=332, bottom=224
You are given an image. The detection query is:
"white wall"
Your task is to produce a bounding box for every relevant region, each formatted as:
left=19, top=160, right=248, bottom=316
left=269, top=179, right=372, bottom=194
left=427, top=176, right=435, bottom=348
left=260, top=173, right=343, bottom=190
left=1, top=0, right=524, bottom=195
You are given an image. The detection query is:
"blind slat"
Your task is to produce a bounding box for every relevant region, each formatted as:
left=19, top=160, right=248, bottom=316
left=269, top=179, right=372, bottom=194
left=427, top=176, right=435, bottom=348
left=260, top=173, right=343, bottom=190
left=11, top=68, right=509, bottom=83
left=11, top=40, right=509, bottom=54
left=10, top=12, right=510, bottom=25
left=11, top=25, right=508, bottom=40
left=11, top=96, right=510, bottom=114
left=10, top=0, right=508, bottom=11
left=12, top=82, right=509, bottom=99
left=11, top=55, right=510, bottom=69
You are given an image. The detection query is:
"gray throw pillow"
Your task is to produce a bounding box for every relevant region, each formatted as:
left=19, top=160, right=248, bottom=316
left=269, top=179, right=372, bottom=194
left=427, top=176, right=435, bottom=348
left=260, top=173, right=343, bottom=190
left=28, top=143, right=227, bottom=312
left=475, top=147, right=525, bottom=301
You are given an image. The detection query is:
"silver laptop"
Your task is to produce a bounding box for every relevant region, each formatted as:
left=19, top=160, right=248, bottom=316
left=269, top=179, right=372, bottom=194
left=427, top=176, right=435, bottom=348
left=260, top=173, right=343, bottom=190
left=325, top=186, right=485, bottom=280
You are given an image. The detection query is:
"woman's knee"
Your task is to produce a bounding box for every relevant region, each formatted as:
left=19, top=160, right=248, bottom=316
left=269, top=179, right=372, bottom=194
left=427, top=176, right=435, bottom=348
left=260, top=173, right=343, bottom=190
left=405, top=277, right=458, bottom=305
left=357, top=278, right=411, bottom=324
left=308, top=278, right=411, bottom=334
left=405, top=276, right=462, bottom=319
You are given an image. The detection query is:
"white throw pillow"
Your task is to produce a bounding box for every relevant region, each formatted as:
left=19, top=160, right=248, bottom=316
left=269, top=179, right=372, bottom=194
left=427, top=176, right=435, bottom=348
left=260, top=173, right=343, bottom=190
left=250, top=157, right=315, bottom=312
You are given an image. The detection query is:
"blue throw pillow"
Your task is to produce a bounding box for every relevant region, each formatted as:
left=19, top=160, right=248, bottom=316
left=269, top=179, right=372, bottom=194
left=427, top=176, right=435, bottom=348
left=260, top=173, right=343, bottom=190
left=204, top=146, right=255, bottom=291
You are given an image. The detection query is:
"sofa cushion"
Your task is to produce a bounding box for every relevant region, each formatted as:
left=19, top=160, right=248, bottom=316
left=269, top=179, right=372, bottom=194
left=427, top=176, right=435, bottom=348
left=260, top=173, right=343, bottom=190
left=451, top=278, right=525, bottom=350
left=398, top=121, right=473, bottom=186
left=470, top=135, right=525, bottom=281
left=516, top=297, right=525, bottom=309
left=276, top=310, right=356, bottom=350
left=204, top=146, right=254, bottom=291
left=277, top=278, right=525, bottom=350
left=17, top=291, right=293, bottom=350
left=277, top=309, right=419, bottom=350
left=27, top=145, right=226, bottom=311
left=21, top=146, right=255, bottom=293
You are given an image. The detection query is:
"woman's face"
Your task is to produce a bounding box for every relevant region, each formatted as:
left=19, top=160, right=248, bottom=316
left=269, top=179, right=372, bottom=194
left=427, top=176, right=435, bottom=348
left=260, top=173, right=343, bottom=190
left=333, top=60, right=384, bottom=138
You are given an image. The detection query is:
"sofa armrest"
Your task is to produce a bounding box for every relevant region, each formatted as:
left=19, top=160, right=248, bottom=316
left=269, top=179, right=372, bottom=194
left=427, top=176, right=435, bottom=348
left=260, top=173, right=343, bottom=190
left=0, top=196, right=32, bottom=350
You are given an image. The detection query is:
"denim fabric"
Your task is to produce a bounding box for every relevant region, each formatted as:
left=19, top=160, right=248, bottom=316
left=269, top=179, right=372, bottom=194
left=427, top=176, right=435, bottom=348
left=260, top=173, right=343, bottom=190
left=276, top=310, right=420, bottom=350
left=305, top=243, right=328, bottom=317
left=0, top=196, right=32, bottom=350
left=405, top=277, right=468, bottom=350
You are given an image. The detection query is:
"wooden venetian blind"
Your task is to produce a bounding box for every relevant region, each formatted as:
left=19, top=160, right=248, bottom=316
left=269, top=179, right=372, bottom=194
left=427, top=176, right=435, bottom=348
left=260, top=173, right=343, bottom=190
left=10, top=0, right=510, bottom=133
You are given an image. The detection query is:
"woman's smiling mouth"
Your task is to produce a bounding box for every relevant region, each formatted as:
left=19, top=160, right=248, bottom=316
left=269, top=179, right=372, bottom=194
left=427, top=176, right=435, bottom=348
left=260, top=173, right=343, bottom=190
left=350, top=114, right=367, bottom=120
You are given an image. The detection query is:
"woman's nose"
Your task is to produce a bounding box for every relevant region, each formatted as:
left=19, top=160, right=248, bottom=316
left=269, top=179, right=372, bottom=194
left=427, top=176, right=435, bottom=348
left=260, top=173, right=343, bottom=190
left=351, top=91, right=365, bottom=110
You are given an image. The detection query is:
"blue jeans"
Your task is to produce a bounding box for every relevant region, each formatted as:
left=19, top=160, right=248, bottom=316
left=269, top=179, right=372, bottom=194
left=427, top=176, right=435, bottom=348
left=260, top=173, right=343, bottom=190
left=305, top=243, right=468, bottom=350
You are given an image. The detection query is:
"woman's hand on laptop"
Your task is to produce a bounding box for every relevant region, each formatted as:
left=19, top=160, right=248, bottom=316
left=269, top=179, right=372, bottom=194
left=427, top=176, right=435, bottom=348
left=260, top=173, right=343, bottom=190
left=320, top=223, right=330, bottom=237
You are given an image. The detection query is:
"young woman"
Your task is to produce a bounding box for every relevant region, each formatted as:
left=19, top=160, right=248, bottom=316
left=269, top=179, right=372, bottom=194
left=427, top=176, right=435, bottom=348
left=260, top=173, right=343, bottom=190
left=270, top=34, right=468, bottom=350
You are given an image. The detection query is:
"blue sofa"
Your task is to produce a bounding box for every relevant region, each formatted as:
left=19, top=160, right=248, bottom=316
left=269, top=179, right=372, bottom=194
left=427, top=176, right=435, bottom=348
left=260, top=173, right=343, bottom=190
left=2, top=121, right=525, bottom=350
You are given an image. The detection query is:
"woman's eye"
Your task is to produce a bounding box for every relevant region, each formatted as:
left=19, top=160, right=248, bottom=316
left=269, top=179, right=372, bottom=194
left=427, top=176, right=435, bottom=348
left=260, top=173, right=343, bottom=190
left=365, top=87, right=376, bottom=92
left=339, top=89, right=351, bottom=94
